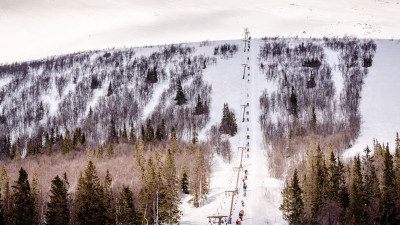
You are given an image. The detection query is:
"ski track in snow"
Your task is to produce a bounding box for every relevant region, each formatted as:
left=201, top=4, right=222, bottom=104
left=181, top=38, right=285, bottom=224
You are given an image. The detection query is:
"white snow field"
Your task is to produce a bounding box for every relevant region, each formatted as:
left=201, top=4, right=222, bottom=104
left=345, top=40, right=400, bottom=156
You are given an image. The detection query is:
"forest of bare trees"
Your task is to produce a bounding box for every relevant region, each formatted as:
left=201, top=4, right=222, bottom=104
left=258, top=37, right=376, bottom=177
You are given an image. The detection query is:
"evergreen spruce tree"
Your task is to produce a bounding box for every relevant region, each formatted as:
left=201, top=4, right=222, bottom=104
left=27, top=138, right=33, bottom=156
left=139, top=155, right=158, bottom=224
left=327, top=147, right=340, bottom=201
left=175, top=80, right=186, bottom=105
left=280, top=169, right=304, bottom=225
left=289, top=86, right=298, bottom=117
left=103, top=170, right=115, bottom=225
left=129, top=125, right=136, bottom=145
left=220, top=103, right=238, bottom=136
left=0, top=165, right=10, bottom=220
left=122, top=123, right=128, bottom=143
left=379, top=146, right=399, bottom=224
left=311, top=106, right=316, bottom=131
left=180, top=147, right=190, bottom=194
left=8, top=168, right=38, bottom=225
left=109, top=119, right=118, bottom=143
left=106, top=143, right=114, bottom=158
left=46, top=175, right=69, bottom=225
left=362, top=146, right=381, bottom=222
left=31, top=169, right=40, bottom=224
left=116, top=186, right=140, bottom=224
left=159, top=149, right=181, bottom=224
left=97, top=143, right=104, bottom=158
left=135, top=139, right=145, bottom=169
left=349, top=155, right=367, bottom=225
left=311, top=144, right=327, bottom=217
left=61, top=129, right=72, bottom=154
left=74, top=161, right=107, bottom=225
left=192, top=124, right=198, bottom=145
left=337, top=158, right=349, bottom=210
left=0, top=191, right=4, bottom=225
left=145, top=119, right=154, bottom=143
left=107, top=81, right=113, bottom=96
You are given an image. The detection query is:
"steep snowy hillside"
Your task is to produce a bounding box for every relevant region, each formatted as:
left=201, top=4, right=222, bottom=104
left=1, top=36, right=399, bottom=224
left=345, top=39, right=400, bottom=156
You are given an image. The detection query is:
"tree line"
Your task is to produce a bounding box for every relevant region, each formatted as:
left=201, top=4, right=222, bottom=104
left=281, top=132, right=400, bottom=224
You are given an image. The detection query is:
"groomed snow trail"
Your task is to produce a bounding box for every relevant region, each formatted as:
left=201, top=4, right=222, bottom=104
left=237, top=38, right=285, bottom=225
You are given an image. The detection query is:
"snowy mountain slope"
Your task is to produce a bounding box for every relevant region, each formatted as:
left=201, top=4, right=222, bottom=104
left=1, top=36, right=399, bottom=224
left=182, top=38, right=400, bottom=225
left=345, top=40, right=400, bottom=156
left=181, top=38, right=286, bottom=224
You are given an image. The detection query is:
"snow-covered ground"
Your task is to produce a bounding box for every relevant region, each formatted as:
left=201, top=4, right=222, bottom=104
left=181, top=38, right=285, bottom=224
left=345, top=40, right=400, bottom=156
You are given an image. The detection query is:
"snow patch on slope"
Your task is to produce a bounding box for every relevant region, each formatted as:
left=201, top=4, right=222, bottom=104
left=345, top=40, right=400, bottom=156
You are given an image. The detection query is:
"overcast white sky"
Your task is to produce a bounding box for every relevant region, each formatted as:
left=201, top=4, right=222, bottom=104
left=1, top=0, right=399, bottom=63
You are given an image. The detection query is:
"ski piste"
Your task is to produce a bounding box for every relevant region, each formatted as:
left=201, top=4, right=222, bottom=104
left=201, top=29, right=285, bottom=225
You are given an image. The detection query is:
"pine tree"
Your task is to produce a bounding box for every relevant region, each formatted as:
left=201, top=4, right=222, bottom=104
left=27, top=138, right=33, bottom=156
left=327, top=147, right=339, bottom=201
left=159, top=149, right=181, bottom=224
left=311, top=144, right=327, bottom=217
left=135, top=139, right=145, bottom=169
left=31, top=169, right=40, bottom=224
left=129, top=125, right=136, bottom=145
left=311, top=106, right=316, bottom=131
left=192, top=124, right=198, bottom=145
left=109, top=119, right=118, bottom=143
left=46, top=175, right=69, bottom=225
left=74, top=161, right=107, bottom=225
left=0, top=191, right=4, bottom=225
left=116, top=186, right=140, bottom=224
left=180, top=147, right=190, bottom=194
left=349, top=155, right=367, bottom=225
left=122, top=123, right=128, bottom=143
left=103, top=170, right=115, bottom=225
left=106, top=143, right=114, bottom=158
left=170, top=129, right=179, bottom=155
left=160, top=119, right=166, bottom=140
left=61, top=129, right=72, bottom=154
left=0, top=165, right=10, bottom=217
left=362, top=146, right=380, bottom=222
left=379, top=146, right=399, bottom=224
left=107, top=81, right=113, bottom=96
left=139, top=155, right=158, bottom=224
left=337, top=158, right=349, bottom=210
left=95, top=144, right=103, bottom=158
left=175, top=80, right=186, bottom=105
left=219, top=103, right=238, bottom=136
left=289, top=86, right=298, bottom=118
left=8, top=168, right=38, bottom=225
left=145, top=119, right=154, bottom=143
left=280, top=169, right=304, bottom=225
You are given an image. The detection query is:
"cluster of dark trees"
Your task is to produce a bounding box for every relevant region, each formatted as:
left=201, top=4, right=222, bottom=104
left=0, top=43, right=218, bottom=160
left=281, top=133, right=400, bottom=225
left=219, top=103, right=238, bottom=137
left=214, top=44, right=238, bottom=58
left=258, top=37, right=376, bottom=177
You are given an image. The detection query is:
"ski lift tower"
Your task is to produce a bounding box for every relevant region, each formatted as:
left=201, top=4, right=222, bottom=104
left=243, top=28, right=250, bottom=50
